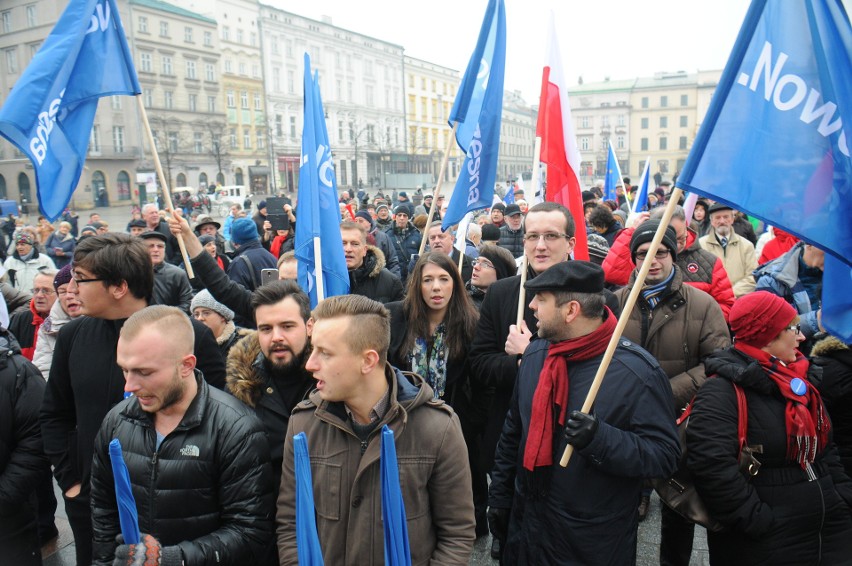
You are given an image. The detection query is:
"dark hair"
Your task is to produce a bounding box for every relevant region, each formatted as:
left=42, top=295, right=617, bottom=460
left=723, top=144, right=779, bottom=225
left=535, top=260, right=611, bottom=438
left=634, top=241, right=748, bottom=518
left=553, top=290, right=606, bottom=319
left=527, top=202, right=576, bottom=237
left=250, top=279, right=311, bottom=322
left=588, top=205, right=615, bottom=230
left=401, top=252, right=478, bottom=361
left=73, top=233, right=153, bottom=300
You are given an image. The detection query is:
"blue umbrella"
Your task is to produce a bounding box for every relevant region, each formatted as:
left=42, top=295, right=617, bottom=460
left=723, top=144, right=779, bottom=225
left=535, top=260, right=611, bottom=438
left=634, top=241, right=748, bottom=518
left=381, top=425, right=411, bottom=566
left=294, top=432, right=324, bottom=565
left=108, top=439, right=139, bottom=545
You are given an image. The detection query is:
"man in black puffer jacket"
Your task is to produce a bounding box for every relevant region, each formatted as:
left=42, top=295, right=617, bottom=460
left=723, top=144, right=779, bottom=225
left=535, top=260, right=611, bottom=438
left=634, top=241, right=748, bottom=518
left=341, top=222, right=403, bottom=304
left=90, top=306, right=274, bottom=566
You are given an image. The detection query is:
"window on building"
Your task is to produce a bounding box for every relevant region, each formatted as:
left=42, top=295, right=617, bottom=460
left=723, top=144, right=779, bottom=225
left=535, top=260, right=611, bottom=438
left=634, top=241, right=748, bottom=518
left=617, top=135, right=625, bottom=149
left=90, top=125, right=101, bottom=152
left=252, top=64, right=259, bottom=78
left=26, top=5, right=37, bottom=27
left=256, top=130, right=264, bottom=149
left=5, top=48, right=18, bottom=74
left=164, top=91, right=173, bottom=109
left=2, top=11, right=12, bottom=33
left=274, top=115, right=283, bottom=137
left=287, top=70, right=294, bottom=94
left=641, top=137, right=648, bottom=151
left=679, top=136, right=688, bottom=150
left=168, top=131, right=178, bottom=153
left=618, top=114, right=626, bottom=127
left=226, top=90, right=235, bottom=108
left=271, top=36, right=279, bottom=54
left=113, top=126, right=124, bottom=152
left=144, top=89, right=153, bottom=107
left=272, top=67, right=280, bottom=91
left=680, top=115, right=688, bottom=127
left=250, top=32, right=256, bottom=47
left=188, top=94, right=197, bottom=112
left=641, top=97, right=649, bottom=109
left=365, top=86, right=374, bottom=106
left=641, top=117, right=648, bottom=129
left=207, top=96, right=215, bottom=112
left=186, top=60, right=196, bottom=79
left=243, top=129, right=251, bottom=149
left=184, top=26, right=193, bottom=42
left=224, top=59, right=232, bottom=73
left=286, top=40, right=293, bottom=58
left=660, top=116, right=668, bottom=128
left=205, top=63, right=214, bottom=81
left=138, top=16, right=148, bottom=33
left=347, top=81, right=353, bottom=103
left=580, top=137, right=589, bottom=150
left=111, top=96, right=121, bottom=110
left=581, top=116, right=590, bottom=128
left=659, top=137, right=668, bottom=150
left=229, top=128, right=237, bottom=148
left=236, top=29, right=243, bottom=44
left=253, top=91, right=261, bottom=109
left=140, top=52, right=152, bottom=72
left=238, top=62, right=246, bottom=75
left=203, top=31, right=212, bottom=47
left=681, top=94, right=688, bottom=106
left=240, top=91, right=248, bottom=109
left=364, top=60, right=373, bottom=76
left=222, top=26, right=229, bottom=41
left=160, top=21, right=168, bottom=37
left=161, top=55, right=172, bottom=75
left=337, top=120, right=343, bottom=141
left=151, top=130, right=159, bottom=151
left=194, top=132, right=203, bottom=153
left=661, top=95, right=668, bottom=107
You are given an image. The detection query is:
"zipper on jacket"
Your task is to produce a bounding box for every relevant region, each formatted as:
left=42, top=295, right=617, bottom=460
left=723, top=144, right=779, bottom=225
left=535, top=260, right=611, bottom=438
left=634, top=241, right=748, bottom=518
left=150, top=452, right=158, bottom=524
left=360, top=440, right=368, bottom=455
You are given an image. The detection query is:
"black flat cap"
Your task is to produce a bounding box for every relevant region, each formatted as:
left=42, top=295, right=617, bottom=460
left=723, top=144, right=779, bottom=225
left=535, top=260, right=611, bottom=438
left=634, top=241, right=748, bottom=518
left=707, top=202, right=734, bottom=214
left=524, top=261, right=605, bottom=294
left=139, top=230, right=167, bottom=243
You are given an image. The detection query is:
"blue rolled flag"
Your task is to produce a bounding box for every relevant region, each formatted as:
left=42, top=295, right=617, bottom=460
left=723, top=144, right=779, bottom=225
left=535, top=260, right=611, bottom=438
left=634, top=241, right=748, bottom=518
left=676, top=0, right=852, bottom=342
left=441, top=0, right=506, bottom=230
left=503, top=184, right=515, bottom=204
left=603, top=141, right=621, bottom=201
left=108, top=439, right=139, bottom=545
left=293, top=432, right=323, bottom=565
left=631, top=157, right=652, bottom=214
left=294, top=54, right=350, bottom=308
left=381, top=425, right=411, bottom=566
left=0, top=0, right=140, bottom=221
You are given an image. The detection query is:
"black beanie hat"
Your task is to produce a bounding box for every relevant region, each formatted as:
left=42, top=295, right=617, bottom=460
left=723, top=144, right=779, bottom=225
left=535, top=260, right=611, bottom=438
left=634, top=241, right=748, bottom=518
left=629, top=219, right=678, bottom=263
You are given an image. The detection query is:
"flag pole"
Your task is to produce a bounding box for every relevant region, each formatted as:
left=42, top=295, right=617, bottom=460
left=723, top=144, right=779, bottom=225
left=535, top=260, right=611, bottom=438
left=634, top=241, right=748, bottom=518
left=313, top=238, right=325, bottom=302
left=560, top=187, right=683, bottom=467
left=515, top=136, right=541, bottom=326
left=418, top=122, right=458, bottom=255
left=135, top=96, right=194, bottom=279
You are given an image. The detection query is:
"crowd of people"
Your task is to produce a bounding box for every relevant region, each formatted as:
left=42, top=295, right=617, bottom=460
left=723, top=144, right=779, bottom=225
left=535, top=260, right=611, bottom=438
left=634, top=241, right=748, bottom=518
left=0, top=177, right=849, bottom=566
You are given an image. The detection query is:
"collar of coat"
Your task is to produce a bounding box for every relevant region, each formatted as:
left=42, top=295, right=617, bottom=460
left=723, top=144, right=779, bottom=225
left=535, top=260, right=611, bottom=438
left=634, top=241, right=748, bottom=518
left=121, top=370, right=208, bottom=429
left=349, top=245, right=386, bottom=281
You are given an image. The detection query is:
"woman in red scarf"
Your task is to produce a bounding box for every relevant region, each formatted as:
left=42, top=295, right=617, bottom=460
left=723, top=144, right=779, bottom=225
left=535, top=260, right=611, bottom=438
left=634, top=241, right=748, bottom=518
left=686, top=291, right=852, bottom=564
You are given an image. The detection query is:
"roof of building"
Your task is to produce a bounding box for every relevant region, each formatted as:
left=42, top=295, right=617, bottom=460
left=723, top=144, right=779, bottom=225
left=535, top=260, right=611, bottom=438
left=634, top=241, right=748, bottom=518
left=129, top=0, right=217, bottom=24
left=568, top=78, right=637, bottom=95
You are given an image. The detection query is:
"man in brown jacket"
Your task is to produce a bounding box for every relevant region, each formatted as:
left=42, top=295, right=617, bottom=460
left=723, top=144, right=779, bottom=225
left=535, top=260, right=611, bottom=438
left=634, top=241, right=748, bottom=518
left=615, top=220, right=730, bottom=566
left=276, top=294, right=475, bottom=565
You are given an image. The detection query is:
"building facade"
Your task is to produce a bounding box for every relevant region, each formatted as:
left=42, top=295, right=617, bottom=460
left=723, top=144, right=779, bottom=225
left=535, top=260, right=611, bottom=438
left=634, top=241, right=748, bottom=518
left=498, top=89, right=536, bottom=184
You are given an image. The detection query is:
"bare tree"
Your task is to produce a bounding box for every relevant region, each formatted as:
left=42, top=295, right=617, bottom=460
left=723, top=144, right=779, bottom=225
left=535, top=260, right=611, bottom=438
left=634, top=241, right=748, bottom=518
left=205, top=120, right=231, bottom=185
left=148, top=115, right=188, bottom=190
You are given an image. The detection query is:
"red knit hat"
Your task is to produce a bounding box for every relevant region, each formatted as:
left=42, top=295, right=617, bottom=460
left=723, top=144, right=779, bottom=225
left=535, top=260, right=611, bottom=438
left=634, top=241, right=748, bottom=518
left=730, top=291, right=798, bottom=348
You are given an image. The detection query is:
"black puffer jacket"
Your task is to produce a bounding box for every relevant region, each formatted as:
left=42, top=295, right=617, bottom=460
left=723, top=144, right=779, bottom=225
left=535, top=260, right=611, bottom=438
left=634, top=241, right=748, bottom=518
left=0, top=332, right=47, bottom=544
left=686, top=347, right=852, bottom=564
left=811, top=336, right=852, bottom=477
left=349, top=246, right=404, bottom=304
left=90, top=374, right=274, bottom=566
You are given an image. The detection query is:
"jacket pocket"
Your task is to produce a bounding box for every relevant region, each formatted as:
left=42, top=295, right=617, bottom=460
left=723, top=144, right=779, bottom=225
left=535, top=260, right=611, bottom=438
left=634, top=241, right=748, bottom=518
left=398, top=457, right=436, bottom=520
left=311, top=459, right=342, bottom=521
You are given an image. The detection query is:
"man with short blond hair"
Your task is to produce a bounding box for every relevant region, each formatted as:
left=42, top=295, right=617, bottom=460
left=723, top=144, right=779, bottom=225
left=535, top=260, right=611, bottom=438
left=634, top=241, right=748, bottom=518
left=341, top=221, right=403, bottom=304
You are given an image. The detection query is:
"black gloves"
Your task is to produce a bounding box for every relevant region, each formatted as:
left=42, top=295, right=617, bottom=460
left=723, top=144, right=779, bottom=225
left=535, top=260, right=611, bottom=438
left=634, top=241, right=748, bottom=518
left=113, top=533, right=183, bottom=566
left=487, top=506, right=511, bottom=542
left=564, top=411, right=598, bottom=451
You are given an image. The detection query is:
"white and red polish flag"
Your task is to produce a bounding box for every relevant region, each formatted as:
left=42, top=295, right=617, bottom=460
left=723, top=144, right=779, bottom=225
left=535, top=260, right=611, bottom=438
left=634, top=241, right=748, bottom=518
left=536, top=19, right=589, bottom=260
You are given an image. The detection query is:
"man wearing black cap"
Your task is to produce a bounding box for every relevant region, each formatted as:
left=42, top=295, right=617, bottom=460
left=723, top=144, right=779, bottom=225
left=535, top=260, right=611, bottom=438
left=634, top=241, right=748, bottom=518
left=490, top=202, right=506, bottom=228
left=615, top=220, right=730, bottom=560
left=374, top=202, right=393, bottom=231
left=385, top=204, right=420, bottom=283
left=488, top=261, right=679, bottom=565
left=498, top=203, right=525, bottom=258
left=139, top=231, right=194, bottom=313
left=699, top=202, right=757, bottom=297
left=127, top=218, right=147, bottom=237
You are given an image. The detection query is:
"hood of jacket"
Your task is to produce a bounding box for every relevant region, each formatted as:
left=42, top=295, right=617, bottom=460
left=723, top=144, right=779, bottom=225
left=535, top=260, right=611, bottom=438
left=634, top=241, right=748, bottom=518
left=810, top=335, right=850, bottom=358
left=753, top=241, right=805, bottom=289
left=350, top=245, right=386, bottom=282
left=704, top=347, right=775, bottom=395
left=41, top=298, right=74, bottom=336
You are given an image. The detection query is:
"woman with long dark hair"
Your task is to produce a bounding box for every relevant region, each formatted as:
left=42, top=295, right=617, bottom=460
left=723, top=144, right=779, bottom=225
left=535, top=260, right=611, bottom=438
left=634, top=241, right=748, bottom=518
left=386, top=252, right=491, bottom=536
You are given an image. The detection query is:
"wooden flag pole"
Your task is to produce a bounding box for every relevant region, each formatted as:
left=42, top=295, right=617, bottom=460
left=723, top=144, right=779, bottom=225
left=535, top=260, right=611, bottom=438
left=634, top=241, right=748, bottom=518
left=515, top=255, right=528, bottom=327
left=560, top=188, right=683, bottom=467
left=515, top=136, right=542, bottom=326
left=418, top=122, right=458, bottom=255
left=135, top=96, right=194, bottom=279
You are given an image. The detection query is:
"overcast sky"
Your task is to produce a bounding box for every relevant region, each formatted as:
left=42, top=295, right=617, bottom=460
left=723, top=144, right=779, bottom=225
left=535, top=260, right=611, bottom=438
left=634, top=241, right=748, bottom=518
left=267, top=0, right=756, bottom=102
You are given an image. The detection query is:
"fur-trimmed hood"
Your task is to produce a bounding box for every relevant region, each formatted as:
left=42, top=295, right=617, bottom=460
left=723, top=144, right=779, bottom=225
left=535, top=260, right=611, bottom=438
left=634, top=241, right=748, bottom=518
left=811, top=335, right=850, bottom=358
left=225, top=330, right=265, bottom=407
left=350, top=245, right=386, bottom=281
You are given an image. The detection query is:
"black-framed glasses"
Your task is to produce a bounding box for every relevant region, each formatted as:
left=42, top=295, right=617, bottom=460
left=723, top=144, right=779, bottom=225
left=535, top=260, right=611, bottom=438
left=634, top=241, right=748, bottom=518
left=71, top=271, right=108, bottom=285
left=523, top=232, right=569, bottom=243
left=785, top=324, right=802, bottom=335
left=472, top=259, right=495, bottom=270
left=635, top=248, right=671, bottom=261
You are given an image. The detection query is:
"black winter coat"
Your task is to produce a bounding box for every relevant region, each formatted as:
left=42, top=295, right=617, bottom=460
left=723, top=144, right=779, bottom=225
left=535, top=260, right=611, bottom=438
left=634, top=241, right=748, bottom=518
left=686, top=347, right=852, bottom=565
left=90, top=374, right=275, bottom=566
left=812, top=336, right=852, bottom=476
left=0, top=332, right=47, bottom=544
left=488, top=336, right=679, bottom=565
left=498, top=225, right=525, bottom=258
left=151, top=262, right=194, bottom=313
left=349, top=246, right=404, bottom=304
left=40, top=315, right=225, bottom=497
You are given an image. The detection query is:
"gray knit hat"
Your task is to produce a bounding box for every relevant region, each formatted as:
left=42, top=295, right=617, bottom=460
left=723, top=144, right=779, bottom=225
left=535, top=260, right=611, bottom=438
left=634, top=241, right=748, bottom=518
left=190, top=290, right=234, bottom=321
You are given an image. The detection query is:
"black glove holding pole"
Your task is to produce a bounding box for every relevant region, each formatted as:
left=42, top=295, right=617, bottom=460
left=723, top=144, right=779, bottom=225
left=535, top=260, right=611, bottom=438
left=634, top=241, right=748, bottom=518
left=563, top=411, right=598, bottom=451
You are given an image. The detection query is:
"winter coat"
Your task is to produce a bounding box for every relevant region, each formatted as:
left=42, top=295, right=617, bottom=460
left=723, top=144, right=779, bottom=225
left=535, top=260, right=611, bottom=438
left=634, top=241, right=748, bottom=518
left=686, top=348, right=852, bottom=565
left=3, top=249, right=55, bottom=292
left=32, top=298, right=74, bottom=379
left=44, top=232, right=75, bottom=268
left=466, top=281, right=486, bottom=310
left=276, top=366, right=476, bottom=565
left=90, top=374, right=275, bottom=566
left=811, top=336, right=852, bottom=477
left=40, top=315, right=225, bottom=499
left=371, top=228, right=401, bottom=279
left=699, top=230, right=757, bottom=297
left=385, top=222, right=421, bottom=282
left=603, top=226, right=736, bottom=320
left=0, top=331, right=48, bottom=545
left=754, top=242, right=820, bottom=338
left=190, top=248, right=254, bottom=329
left=614, top=267, right=731, bottom=413
left=8, top=300, right=45, bottom=361
left=488, top=336, right=680, bottom=565
left=1, top=283, right=31, bottom=318
left=215, top=323, right=250, bottom=360
left=151, top=262, right=194, bottom=313
left=498, top=224, right=525, bottom=258
left=733, top=215, right=759, bottom=246
left=758, top=227, right=799, bottom=265
left=599, top=220, right=624, bottom=247
left=227, top=240, right=277, bottom=292
left=348, top=246, right=404, bottom=304
left=226, top=331, right=314, bottom=492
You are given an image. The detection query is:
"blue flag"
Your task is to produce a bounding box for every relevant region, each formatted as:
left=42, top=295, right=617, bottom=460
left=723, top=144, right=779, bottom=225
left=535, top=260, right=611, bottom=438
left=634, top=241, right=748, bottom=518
left=441, top=0, right=506, bottom=230
left=631, top=157, right=652, bottom=214
left=503, top=184, right=515, bottom=204
left=380, top=426, right=411, bottom=566
left=0, top=0, right=140, bottom=221
left=603, top=141, right=621, bottom=201
left=677, top=0, right=852, bottom=342
left=293, top=433, right=323, bottom=565
left=295, top=54, right=350, bottom=308
left=108, top=439, right=139, bottom=545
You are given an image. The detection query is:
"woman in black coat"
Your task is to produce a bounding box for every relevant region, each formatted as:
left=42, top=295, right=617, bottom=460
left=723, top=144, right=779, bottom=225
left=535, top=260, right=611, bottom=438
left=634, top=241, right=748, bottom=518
left=386, top=252, right=491, bottom=536
left=811, top=335, right=852, bottom=477
left=686, top=291, right=852, bottom=565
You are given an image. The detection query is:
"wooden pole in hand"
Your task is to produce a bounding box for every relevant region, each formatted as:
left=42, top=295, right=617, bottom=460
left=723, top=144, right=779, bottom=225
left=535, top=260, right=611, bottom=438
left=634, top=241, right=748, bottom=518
left=418, top=122, right=458, bottom=255
left=135, top=96, right=195, bottom=279
left=559, top=187, right=684, bottom=467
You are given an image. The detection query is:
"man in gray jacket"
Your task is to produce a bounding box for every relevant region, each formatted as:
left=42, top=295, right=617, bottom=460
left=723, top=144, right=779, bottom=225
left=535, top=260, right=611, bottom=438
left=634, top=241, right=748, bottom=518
left=140, top=231, right=193, bottom=313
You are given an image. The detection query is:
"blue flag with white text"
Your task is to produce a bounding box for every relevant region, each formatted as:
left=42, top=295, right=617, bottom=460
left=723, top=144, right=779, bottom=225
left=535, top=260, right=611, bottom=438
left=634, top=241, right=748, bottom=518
left=603, top=142, right=620, bottom=201
left=442, top=0, right=506, bottom=230
left=677, top=0, right=852, bottom=342
left=295, top=55, right=350, bottom=308
left=0, top=0, right=140, bottom=221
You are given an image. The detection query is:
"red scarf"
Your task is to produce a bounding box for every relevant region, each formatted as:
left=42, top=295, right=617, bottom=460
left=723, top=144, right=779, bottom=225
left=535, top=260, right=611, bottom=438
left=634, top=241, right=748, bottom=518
left=523, top=308, right=618, bottom=471
left=270, top=233, right=289, bottom=258
left=215, top=255, right=225, bottom=271
left=735, top=342, right=830, bottom=469
left=21, top=299, right=45, bottom=361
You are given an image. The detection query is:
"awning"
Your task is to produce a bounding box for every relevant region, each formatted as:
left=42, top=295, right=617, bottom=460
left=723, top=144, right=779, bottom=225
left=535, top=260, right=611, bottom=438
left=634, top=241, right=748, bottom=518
left=249, top=166, right=270, bottom=177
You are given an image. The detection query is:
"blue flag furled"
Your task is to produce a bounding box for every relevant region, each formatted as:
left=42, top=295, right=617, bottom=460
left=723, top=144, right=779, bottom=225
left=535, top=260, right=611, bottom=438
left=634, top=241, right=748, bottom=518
left=108, top=439, right=139, bottom=545
left=441, top=0, right=506, bottom=230
left=293, top=433, right=323, bottom=565
left=631, top=157, right=652, bottom=215
left=0, top=0, right=140, bottom=221
left=503, top=184, right=515, bottom=204
left=603, top=141, right=621, bottom=201
left=677, top=0, right=852, bottom=342
left=381, top=425, right=411, bottom=566
left=295, top=54, right=349, bottom=308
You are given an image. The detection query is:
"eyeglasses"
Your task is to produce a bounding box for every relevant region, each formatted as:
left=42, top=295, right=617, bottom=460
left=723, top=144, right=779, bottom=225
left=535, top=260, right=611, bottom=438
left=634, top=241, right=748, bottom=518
left=635, top=248, right=671, bottom=261
left=785, top=324, right=802, bottom=335
left=71, top=271, right=108, bottom=285
left=472, top=259, right=495, bottom=270
left=31, top=287, right=55, bottom=296
left=523, top=232, right=569, bottom=244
